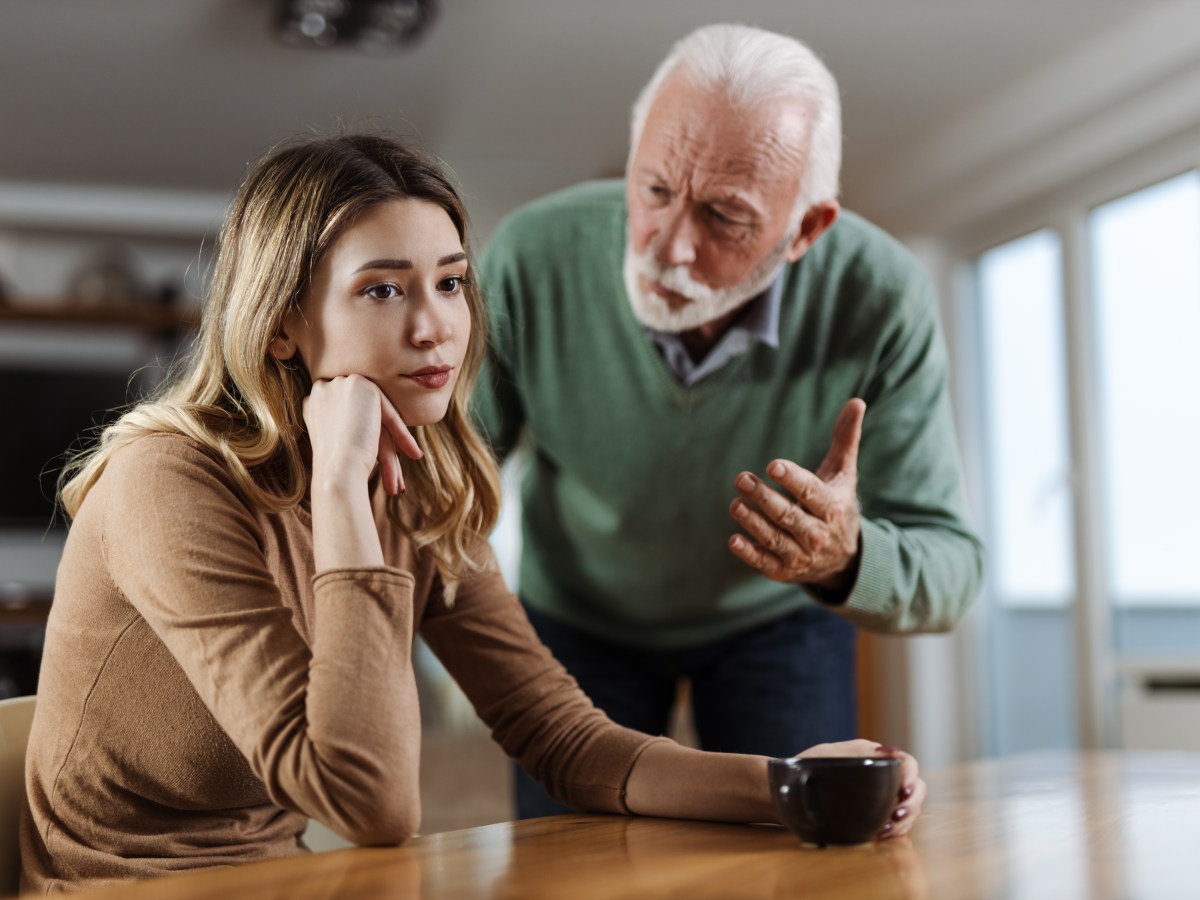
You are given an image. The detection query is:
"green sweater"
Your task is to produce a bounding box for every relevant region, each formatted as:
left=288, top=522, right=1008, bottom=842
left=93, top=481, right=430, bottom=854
left=475, top=180, right=983, bottom=649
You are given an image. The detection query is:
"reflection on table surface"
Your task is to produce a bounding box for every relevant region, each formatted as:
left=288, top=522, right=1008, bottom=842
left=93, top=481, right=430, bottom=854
left=65, top=751, right=1200, bottom=900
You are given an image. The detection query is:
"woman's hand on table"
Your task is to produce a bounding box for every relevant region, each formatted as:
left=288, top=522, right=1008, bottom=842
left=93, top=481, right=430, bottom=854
left=795, top=739, right=926, bottom=839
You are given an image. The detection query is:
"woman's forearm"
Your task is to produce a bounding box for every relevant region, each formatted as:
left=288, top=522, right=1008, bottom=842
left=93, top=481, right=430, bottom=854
left=305, top=375, right=393, bottom=573
left=624, top=741, right=778, bottom=824
left=311, top=478, right=385, bottom=571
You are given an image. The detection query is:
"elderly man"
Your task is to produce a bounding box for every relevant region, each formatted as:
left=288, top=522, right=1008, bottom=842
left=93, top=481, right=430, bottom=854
left=474, top=23, right=983, bottom=818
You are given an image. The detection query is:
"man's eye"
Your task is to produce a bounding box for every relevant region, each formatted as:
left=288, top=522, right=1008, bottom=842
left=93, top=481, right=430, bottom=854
left=647, top=185, right=670, bottom=202
left=365, top=283, right=401, bottom=301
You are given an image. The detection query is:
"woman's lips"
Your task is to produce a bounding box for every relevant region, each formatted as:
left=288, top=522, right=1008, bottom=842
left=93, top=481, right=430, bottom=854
left=403, top=366, right=453, bottom=389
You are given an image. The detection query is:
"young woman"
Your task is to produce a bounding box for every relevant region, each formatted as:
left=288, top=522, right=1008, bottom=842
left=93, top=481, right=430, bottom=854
left=20, top=134, right=925, bottom=893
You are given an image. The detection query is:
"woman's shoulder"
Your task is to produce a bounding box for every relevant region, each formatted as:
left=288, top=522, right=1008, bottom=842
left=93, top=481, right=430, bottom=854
left=100, top=431, right=246, bottom=508
left=107, top=431, right=226, bottom=477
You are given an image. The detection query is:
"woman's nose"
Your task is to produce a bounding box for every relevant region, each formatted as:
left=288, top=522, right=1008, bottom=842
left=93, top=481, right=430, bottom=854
left=408, top=293, right=452, bottom=347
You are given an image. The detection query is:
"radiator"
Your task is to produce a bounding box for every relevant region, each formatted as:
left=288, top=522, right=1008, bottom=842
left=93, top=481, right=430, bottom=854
left=1118, top=662, right=1200, bottom=751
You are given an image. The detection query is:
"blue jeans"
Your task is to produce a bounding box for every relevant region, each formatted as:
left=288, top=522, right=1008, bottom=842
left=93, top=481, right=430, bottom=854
left=514, top=601, right=858, bottom=818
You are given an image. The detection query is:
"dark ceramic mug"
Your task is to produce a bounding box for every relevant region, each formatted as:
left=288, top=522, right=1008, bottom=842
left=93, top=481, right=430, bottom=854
left=768, top=756, right=901, bottom=845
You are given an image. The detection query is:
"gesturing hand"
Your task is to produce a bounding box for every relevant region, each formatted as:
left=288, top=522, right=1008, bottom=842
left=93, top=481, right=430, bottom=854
left=728, top=397, right=864, bottom=592
left=303, top=375, right=423, bottom=496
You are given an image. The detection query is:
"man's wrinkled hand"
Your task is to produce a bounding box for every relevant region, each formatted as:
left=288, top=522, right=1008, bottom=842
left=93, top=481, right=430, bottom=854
left=728, top=398, right=864, bottom=592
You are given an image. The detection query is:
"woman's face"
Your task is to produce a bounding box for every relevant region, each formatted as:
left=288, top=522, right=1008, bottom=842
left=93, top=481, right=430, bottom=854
left=278, top=198, right=472, bottom=427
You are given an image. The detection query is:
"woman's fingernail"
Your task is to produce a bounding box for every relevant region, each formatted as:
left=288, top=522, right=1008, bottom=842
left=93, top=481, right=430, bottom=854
left=878, top=822, right=893, bottom=836
left=899, top=784, right=914, bottom=801
left=891, top=806, right=909, bottom=822
left=875, top=745, right=899, bottom=754
left=737, top=473, right=755, bottom=491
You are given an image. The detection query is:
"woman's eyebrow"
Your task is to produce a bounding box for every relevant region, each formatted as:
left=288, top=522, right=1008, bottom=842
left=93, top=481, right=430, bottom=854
left=354, top=251, right=466, bottom=273
left=355, top=258, right=411, bottom=273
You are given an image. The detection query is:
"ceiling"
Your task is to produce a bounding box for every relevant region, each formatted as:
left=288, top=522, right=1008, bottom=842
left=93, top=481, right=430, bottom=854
left=0, top=0, right=1170, bottom=234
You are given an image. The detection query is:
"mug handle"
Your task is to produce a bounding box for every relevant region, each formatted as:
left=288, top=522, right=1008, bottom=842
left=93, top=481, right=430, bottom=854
left=797, top=768, right=821, bottom=825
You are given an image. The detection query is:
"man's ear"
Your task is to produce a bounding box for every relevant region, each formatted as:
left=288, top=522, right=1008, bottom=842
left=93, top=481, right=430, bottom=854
left=786, top=200, right=840, bottom=262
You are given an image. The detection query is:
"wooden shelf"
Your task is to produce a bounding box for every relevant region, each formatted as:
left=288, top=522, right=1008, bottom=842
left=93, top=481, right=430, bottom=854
left=0, top=300, right=199, bottom=331
left=0, top=601, right=50, bottom=628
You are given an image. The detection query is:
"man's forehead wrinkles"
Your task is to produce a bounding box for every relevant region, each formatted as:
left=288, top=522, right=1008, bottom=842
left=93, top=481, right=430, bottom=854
left=672, top=145, right=802, bottom=192
left=659, top=116, right=804, bottom=179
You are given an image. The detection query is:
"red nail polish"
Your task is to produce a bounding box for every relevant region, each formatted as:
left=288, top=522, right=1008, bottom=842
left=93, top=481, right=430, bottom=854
left=899, top=784, right=914, bottom=800
left=891, top=806, right=908, bottom=822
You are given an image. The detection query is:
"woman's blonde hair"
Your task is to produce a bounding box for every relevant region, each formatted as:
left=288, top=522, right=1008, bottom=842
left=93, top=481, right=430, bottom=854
left=59, top=133, right=502, bottom=599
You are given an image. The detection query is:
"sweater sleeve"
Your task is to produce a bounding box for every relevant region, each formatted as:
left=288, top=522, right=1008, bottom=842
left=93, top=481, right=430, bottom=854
left=828, top=270, right=985, bottom=633
left=419, top=553, right=667, bottom=813
left=98, top=436, right=421, bottom=844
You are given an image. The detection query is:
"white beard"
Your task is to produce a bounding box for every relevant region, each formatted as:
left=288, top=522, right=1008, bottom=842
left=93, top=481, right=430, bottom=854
left=622, top=234, right=791, bottom=333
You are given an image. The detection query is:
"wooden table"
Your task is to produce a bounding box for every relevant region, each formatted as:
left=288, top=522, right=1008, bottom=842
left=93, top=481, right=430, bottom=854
left=67, top=751, right=1200, bottom=899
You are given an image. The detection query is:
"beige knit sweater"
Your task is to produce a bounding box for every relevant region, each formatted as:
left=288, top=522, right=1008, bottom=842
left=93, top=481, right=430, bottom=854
left=20, top=433, right=660, bottom=893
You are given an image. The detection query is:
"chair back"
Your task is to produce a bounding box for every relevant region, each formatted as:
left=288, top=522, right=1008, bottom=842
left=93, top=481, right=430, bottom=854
left=0, top=696, right=36, bottom=897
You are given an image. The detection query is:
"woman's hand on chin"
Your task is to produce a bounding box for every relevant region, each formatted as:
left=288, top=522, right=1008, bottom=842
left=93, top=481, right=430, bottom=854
left=304, top=375, right=422, bottom=495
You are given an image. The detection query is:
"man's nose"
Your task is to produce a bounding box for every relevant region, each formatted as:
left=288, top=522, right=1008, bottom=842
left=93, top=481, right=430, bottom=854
left=655, top=209, right=699, bottom=268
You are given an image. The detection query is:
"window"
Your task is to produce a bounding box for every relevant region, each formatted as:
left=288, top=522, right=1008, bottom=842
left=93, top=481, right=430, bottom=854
left=976, top=230, right=1075, bottom=607
left=970, top=170, right=1200, bottom=754
left=1089, top=172, right=1200, bottom=606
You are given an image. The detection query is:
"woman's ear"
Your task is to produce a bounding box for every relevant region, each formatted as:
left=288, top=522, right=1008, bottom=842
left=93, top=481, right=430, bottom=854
left=271, top=305, right=307, bottom=361
left=268, top=331, right=297, bottom=361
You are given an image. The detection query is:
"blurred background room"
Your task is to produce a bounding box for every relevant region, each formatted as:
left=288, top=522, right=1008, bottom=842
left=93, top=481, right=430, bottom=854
left=1, top=0, right=1198, bottom=840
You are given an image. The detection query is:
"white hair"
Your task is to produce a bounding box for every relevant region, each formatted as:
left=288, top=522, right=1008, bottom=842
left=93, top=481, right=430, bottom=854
left=629, top=23, right=842, bottom=215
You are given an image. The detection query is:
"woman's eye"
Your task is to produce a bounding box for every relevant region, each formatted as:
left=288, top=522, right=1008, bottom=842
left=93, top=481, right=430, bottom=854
left=365, top=283, right=401, bottom=301
left=438, top=276, right=465, bottom=294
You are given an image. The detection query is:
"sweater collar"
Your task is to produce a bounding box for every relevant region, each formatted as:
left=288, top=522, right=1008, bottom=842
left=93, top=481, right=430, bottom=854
left=644, top=273, right=782, bottom=386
